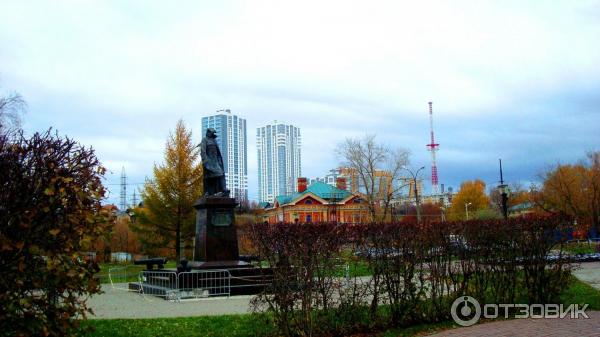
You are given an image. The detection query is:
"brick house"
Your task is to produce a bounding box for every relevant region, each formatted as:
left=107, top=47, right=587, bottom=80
left=260, top=178, right=369, bottom=224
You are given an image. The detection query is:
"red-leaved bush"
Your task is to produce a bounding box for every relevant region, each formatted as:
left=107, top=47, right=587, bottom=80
left=0, top=130, right=108, bottom=337
left=250, top=215, right=572, bottom=336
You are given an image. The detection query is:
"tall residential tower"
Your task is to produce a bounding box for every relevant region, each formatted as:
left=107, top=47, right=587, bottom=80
left=257, top=121, right=301, bottom=203
left=201, top=109, right=248, bottom=203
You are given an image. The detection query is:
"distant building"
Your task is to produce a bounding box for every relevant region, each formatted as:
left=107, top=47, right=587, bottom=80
left=260, top=178, right=369, bottom=223
left=257, top=121, right=301, bottom=203
left=417, top=186, right=454, bottom=207
left=310, top=167, right=391, bottom=196
left=310, top=168, right=355, bottom=192
left=201, top=110, right=248, bottom=203
left=110, top=252, right=132, bottom=262
left=309, top=169, right=340, bottom=187
left=403, top=177, right=423, bottom=199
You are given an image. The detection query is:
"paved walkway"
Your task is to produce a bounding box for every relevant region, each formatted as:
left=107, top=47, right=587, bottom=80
left=89, top=262, right=600, bottom=337
left=430, top=311, right=600, bottom=336
left=88, top=284, right=252, bottom=319
left=428, top=263, right=600, bottom=336
left=573, top=262, right=600, bottom=290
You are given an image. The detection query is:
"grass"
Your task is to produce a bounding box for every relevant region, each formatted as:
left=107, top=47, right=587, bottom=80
left=381, top=276, right=600, bottom=337
left=79, top=276, right=600, bottom=337
left=560, top=275, right=600, bottom=310
left=563, top=242, right=599, bottom=255
left=79, top=314, right=275, bottom=337
left=95, top=261, right=177, bottom=284
left=323, top=259, right=372, bottom=278
left=347, top=259, right=372, bottom=277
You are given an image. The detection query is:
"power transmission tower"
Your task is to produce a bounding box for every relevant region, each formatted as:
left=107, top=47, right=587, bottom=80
left=131, top=189, right=138, bottom=208
left=120, top=167, right=127, bottom=211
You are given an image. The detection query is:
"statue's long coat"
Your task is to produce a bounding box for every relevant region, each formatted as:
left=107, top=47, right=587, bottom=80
left=200, top=137, right=225, bottom=178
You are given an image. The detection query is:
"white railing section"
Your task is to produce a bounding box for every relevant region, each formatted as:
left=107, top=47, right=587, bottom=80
left=138, top=270, right=179, bottom=300
left=178, top=269, right=231, bottom=299
left=108, top=266, right=138, bottom=291
left=134, top=269, right=232, bottom=301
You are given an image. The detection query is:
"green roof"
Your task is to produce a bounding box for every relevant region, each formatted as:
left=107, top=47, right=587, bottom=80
left=275, top=195, right=294, bottom=205
left=508, top=202, right=533, bottom=212
left=274, top=181, right=352, bottom=206
left=258, top=201, right=271, bottom=209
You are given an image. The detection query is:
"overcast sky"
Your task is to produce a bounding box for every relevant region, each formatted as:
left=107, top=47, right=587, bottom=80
left=1, top=0, right=599, bottom=205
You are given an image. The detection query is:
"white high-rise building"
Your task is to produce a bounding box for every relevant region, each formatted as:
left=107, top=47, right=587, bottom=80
left=201, top=110, right=248, bottom=203
left=257, top=122, right=301, bottom=203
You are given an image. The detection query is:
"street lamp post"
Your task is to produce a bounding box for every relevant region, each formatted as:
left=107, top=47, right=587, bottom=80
left=403, top=166, right=426, bottom=223
left=465, top=202, right=472, bottom=220
left=127, top=209, right=137, bottom=260
left=498, top=159, right=509, bottom=219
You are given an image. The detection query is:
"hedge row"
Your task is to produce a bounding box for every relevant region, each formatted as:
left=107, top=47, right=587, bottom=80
left=248, top=216, right=572, bottom=336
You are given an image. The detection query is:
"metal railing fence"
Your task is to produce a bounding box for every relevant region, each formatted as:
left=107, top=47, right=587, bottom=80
left=132, top=269, right=232, bottom=301
left=177, top=269, right=231, bottom=299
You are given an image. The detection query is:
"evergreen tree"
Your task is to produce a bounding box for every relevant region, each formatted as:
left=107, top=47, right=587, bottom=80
left=135, top=120, right=202, bottom=261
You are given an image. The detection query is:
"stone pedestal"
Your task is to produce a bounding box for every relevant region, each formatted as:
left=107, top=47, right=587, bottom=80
left=193, top=197, right=239, bottom=262
left=131, top=196, right=272, bottom=297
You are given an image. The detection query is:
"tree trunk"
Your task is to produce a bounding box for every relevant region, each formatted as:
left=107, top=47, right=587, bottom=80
left=176, top=221, right=181, bottom=262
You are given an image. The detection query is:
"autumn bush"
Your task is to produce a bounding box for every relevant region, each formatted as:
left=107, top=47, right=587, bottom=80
left=250, top=215, right=572, bottom=336
left=249, top=222, right=352, bottom=336
left=0, top=130, right=108, bottom=337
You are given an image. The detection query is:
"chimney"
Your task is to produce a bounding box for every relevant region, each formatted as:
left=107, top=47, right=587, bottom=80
left=336, top=177, right=347, bottom=191
left=297, top=177, right=307, bottom=193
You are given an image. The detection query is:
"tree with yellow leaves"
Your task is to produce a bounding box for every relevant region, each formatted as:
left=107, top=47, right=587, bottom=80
left=533, top=151, right=600, bottom=233
left=448, top=179, right=490, bottom=221
left=134, top=120, right=203, bottom=262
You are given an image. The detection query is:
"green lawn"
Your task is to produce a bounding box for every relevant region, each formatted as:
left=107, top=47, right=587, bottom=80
left=560, top=275, right=600, bottom=310
left=79, top=315, right=274, bottom=337
left=563, top=242, right=599, bottom=255
left=80, top=276, right=600, bottom=337
left=95, top=261, right=177, bottom=284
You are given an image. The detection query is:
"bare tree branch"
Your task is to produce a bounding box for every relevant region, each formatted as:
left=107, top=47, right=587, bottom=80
left=336, top=134, right=410, bottom=222
left=0, top=90, right=26, bottom=134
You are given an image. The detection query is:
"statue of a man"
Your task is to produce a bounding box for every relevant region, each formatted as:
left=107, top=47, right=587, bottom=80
left=200, top=128, right=230, bottom=197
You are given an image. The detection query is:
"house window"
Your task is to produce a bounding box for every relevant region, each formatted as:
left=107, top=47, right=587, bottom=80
left=305, top=199, right=313, bottom=205
left=306, top=214, right=312, bottom=222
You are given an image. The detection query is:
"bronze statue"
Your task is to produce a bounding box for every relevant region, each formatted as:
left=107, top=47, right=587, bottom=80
left=200, top=128, right=230, bottom=197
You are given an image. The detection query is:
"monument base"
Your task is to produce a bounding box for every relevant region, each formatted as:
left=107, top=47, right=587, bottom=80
left=129, top=264, right=273, bottom=297
left=187, top=260, right=250, bottom=269
left=193, top=196, right=239, bottom=262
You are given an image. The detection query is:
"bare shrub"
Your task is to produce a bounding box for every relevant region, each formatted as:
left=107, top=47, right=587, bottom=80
left=249, top=215, right=572, bottom=336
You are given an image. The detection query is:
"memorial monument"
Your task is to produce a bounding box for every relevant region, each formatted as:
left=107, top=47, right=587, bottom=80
left=130, top=127, right=271, bottom=298
left=191, top=127, right=241, bottom=266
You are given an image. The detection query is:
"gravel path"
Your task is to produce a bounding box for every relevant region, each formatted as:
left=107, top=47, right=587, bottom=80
left=88, top=262, right=600, bottom=320
left=88, top=284, right=253, bottom=319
